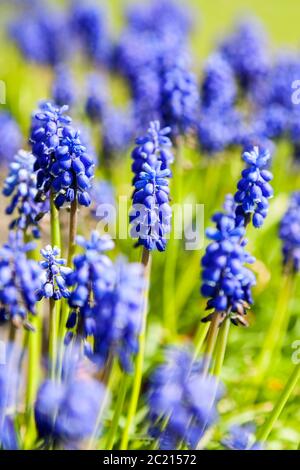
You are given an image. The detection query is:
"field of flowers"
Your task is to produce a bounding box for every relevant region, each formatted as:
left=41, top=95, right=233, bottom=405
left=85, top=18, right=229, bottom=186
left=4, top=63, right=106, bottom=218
left=0, top=0, right=299, bottom=452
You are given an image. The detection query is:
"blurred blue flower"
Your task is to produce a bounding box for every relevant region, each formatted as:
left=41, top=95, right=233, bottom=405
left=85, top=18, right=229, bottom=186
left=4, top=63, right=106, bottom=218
left=85, top=73, right=109, bottom=122
left=279, top=192, right=300, bottom=272
left=0, top=112, right=22, bottom=165
left=148, top=347, right=223, bottom=449
left=222, top=424, right=263, bottom=450
left=201, top=196, right=256, bottom=325
left=219, top=18, right=269, bottom=90
left=102, top=106, right=135, bottom=159
left=201, top=53, right=237, bottom=111
left=3, top=150, right=47, bottom=238
left=52, top=66, right=76, bottom=108
left=161, top=60, right=199, bottom=136
left=9, top=6, right=72, bottom=66
left=66, top=231, right=115, bottom=342
left=94, top=257, right=145, bottom=371
left=70, top=0, right=112, bottom=66
left=37, top=245, right=72, bottom=301
left=0, top=232, right=41, bottom=327
left=234, top=146, right=273, bottom=228
left=90, top=180, right=116, bottom=221
left=35, top=354, right=106, bottom=447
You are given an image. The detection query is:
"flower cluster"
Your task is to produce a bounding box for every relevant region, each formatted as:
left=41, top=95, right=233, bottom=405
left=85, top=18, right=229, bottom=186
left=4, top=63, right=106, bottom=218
left=222, top=425, right=263, bottom=450
left=102, top=106, right=135, bottom=160
left=3, top=150, right=47, bottom=238
left=201, top=196, right=256, bottom=325
left=148, top=347, right=223, bottom=450
left=279, top=192, right=300, bottom=272
left=0, top=232, right=41, bottom=327
left=35, top=356, right=106, bottom=447
left=52, top=66, right=76, bottom=107
left=234, top=146, right=273, bottom=228
left=36, top=246, right=72, bottom=301
left=30, top=101, right=94, bottom=208
left=130, top=122, right=173, bottom=252
left=70, top=1, right=112, bottom=66
left=161, top=60, right=199, bottom=136
left=65, top=231, right=115, bottom=343
left=0, top=112, right=22, bottom=165
left=219, top=18, right=269, bottom=90
left=201, top=53, right=237, bottom=111
left=85, top=73, right=108, bottom=122
left=94, top=257, right=145, bottom=371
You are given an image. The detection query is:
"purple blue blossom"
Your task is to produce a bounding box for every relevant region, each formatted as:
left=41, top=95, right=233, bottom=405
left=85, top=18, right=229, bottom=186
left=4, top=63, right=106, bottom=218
left=0, top=112, right=22, bottom=165
left=279, top=192, right=300, bottom=272
left=234, top=146, right=273, bottom=228
left=30, top=101, right=94, bottom=209
left=85, top=73, right=108, bottom=122
left=148, top=347, right=223, bottom=450
left=201, top=196, right=256, bottom=325
left=3, top=150, right=47, bottom=238
left=0, top=232, right=41, bottom=327
left=36, top=246, right=72, bottom=301
left=94, top=257, right=145, bottom=371
left=222, top=424, right=263, bottom=450
left=52, top=67, right=76, bottom=108
left=66, top=231, right=115, bottom=344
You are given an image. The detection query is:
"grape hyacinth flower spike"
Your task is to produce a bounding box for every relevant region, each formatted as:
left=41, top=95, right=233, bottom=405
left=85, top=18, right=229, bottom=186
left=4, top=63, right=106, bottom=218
left=279, top=192, right=300, bottom=273
left=201, top=195, right=256, bottom=326
left=37, top=245, right=73, bottom=301
left=3, top=149, right=47, bottom=238
left=94, top=257, right=145, bottom=372
left=148, top=347, right=223, bottom=450
left=234, top=145, right=273, bottom=228
left=130, top=121, right=173, bottom=252
left=65, top=231, right=115, bottom=346
left=0, top=232, right=41, bottom=328
left=30, top=101, right=94, bottom=209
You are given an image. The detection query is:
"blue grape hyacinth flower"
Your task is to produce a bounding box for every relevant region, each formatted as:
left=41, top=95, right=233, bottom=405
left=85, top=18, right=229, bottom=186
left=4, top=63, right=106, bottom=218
left=37, top=245, right=73, bottom=301
left=30, top=101, right=94, bottom=208
left=148, top=347, right=223, bottom=450
left=222, top=424, right=263, bottom=450
left=130, top=161, right=172, bottom=252
left=94, top=257, right=145, bottom=372
left=201, top=196, right=256, bottom=326
left=0, top=232, right=41, bottom=327
left=3, top=150, right=47, bottom=238
left=201, top=53, right=237, bottom=111
left=234, top=146, right=273, bottom=228
left=35, top=352, right=106, bottom=448
left=161, top=60, right=200, bottom=136
left=65, top=231, right=115, bottom=344
left=52, top=66, right=76, bottom=107
left=0, top=112, right=22, bottom=165
left=131, top=120, right=174, bottom=175
left=279, top=192, right=300, bottom=272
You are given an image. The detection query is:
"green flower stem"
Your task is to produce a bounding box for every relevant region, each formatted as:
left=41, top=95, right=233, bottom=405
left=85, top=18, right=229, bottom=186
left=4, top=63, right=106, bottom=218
left=256, top=272, right=294, bottom=388
left=49, top=298, right=58, bottom=381
left=105, top=373, right=129, bottom=450
left=49, top=193, right=61, bottom=381
left=163, top=137, right=183, bottom=341
left=193, top=321, right=210, bottom=360
left=50, top=192, right=61, bottom=248
left=120, top=247, right=151, bottom=450
left=202, top=312, right=221, bottom=376
left=58, top=197, right=79, bottom=378
left=256, top=362, right=300, bottom=443
left=213, top=317, right=230, bottom=377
